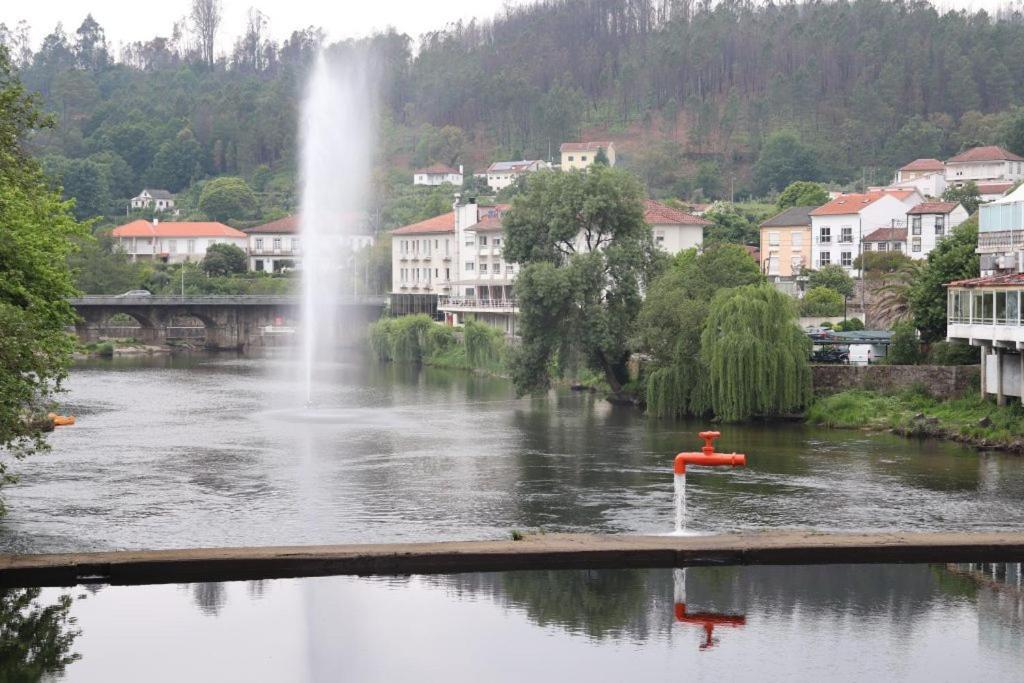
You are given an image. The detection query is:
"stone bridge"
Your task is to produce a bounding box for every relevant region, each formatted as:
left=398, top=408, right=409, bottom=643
left=71, top=295, right=386, bottom=350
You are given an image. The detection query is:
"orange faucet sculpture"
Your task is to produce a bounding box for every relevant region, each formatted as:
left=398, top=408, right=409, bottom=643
left=674, top=603, right=746, bottom=649
left=674, top=431, right=745, bottom=475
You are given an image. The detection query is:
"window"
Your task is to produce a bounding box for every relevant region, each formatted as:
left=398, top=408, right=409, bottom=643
left=655, top=231, right=665, bottom=245
left=912, top=237, right=922, bottom=253
left=506, top=265, right=514, bottom=274
left=187, top=240, right=195, bottom=253
left=581, top=155, right=588, bottom=162
left=434, top=269, right=439, bottom=277
left=465, top=238, right=474, bottom=247
left=791, top=232, right=803, bottom=247
left=479, top=235, right=488, bottom=246
left=493, top=237, right=501, bottom=246
left=864, top=243, right=873, bottom=252
left=911, top=216, right=922, bottom=235
left=791, top=255, right=803, bottom=271
left=819, top=227, right=831, bottom=243
left=568, top=155, right=575, bottom=162
left=935, top=215, right=945, bottom=235
left=819, top=252, right=831, bottom=266
left=480, top=263, right=488, bottom=273
left=273, top=238, right=282, bottom=251
left=292, top=238, right=300, bottom=253
left=465, top=262, right=474, bottom=271
left=840, top=226, right=853, bottom=243
left=768, top=231, right=780, bottom=246
left=168, top=240, right=177, bottom=254
left=877, top=242, right=888, bottom=252
left=1009, top=291, right=1020, bottom=324
left=894, top=242, right=903, bottom=252
left=465, top=287, right=476, bottom=297
left=841, top=251, right=852, bottom=267
left=445, top=240, right=450, bottom=256
left=434, top=239, right=439, bottom=248
left=255, top=260, right=264, bottom=272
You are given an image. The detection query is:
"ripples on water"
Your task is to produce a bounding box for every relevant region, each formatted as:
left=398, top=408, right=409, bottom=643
left=2, top=351, right=1024, bottom=553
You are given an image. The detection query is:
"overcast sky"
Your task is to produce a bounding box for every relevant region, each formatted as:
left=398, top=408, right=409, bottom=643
left=2, top=0, right=525, bottom=52
left=2, top=0, right=1016, bottom=52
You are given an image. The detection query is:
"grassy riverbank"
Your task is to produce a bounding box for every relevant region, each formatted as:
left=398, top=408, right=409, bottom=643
left=807, top=389, right=1024, bottom=452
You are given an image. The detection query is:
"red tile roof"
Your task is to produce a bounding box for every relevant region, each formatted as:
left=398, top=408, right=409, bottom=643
left=112, top=220, right=245, bottom=238
left=391, top=212, right=455, bottom=235
left=414, top=164, right=460, bottom=175
left=899, top=158, right=945, bottom=172
left=863, top=227, right=908, bottom=242
left=245, top=215, right=299, bottom=234
left=643, top=199, right=711, bottom=226
left=560, top=141, right=613, bottom=153
left=947, top=146, right=1024, bottom=163
left=976, top=181, right=1015, bottom=196
left=472, top=216, right=505, bottom=232
left=948, top=273, right=1024, bottom=288
left=907, top=201, right=959, bottom=215
left=809, top=191, right=908, bottom=216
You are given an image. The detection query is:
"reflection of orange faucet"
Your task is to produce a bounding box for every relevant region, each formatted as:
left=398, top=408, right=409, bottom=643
left=674, top=431, right=745, bottom=475
left=674, top=603, right=746, bottom=649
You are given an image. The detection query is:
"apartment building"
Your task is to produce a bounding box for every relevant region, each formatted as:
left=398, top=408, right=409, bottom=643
left=809, top=190, right=922, bottom=274
left=759, top=206, right=813, bottom=277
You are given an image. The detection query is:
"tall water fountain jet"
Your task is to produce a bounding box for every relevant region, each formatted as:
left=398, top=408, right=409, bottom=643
left=298, top=51, right=378, bottom=404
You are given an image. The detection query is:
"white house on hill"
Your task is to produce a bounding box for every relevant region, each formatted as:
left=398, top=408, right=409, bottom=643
left=130, top=189, right=176, bottom=212
left=485, top=160, right=548, bottom=191
left=413, top=164, right=463, bottom=186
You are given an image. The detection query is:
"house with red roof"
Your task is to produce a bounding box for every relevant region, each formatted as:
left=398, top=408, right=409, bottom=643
left=112, top=219, right=247, bottom=263
left=243, top=215, right=373, bottom=273
left=891, top=158, right=947, bottom=197
left=809, top=189, right=922, bottom=274
left=945, top=146, right=1024, bottom=196
left=643, top=199, right=711, bottom=254
left=389, top=210, right=457, bottom=316
left=412, top=163, right=463, bottom=186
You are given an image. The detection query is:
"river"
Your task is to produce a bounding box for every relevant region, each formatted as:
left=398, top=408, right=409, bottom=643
left=2, top=351, right=1023, bottom=553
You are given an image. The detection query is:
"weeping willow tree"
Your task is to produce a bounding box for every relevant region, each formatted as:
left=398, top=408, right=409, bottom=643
left=367, top=315, right=455, bottom=362
left=463, top=320, right=505, bottom=368
left=701, top=284, right=812, bottom=421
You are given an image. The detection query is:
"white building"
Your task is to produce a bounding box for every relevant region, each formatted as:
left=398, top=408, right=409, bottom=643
left=945, top=146, right=1024, bottom=188
left=112, top=219, right=247, bottom=263
left=891, top=158, right=947, bottom=197
left=644, top=199, right=710, bottom=254
left=809, top=190, right=923, bottom=274
left=485, top=160, right=549, bottom=191
left=977, top=184, right=1024, bottom=276
left=947, top=274, right=1023, bottom=403
left=389, top=211, right=456, bottom=316
left=245, top=215, right=374, bottom=273
left=560, top=141, right=616, bottom=171
left=130, top=188, right=175, bottom=212
left=412, top=164, right=463, bottom=186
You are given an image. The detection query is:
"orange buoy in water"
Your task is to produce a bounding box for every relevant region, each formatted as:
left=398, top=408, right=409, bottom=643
left=47, top=412, right=76, bottom=427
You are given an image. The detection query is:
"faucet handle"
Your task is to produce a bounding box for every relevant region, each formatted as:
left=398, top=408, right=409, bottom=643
left=698, top=431, right=721, bottom=453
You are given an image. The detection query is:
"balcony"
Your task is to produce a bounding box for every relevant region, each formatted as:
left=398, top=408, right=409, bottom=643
left=250, top=248, right=299, bottom=257
left=438, top=297, right=518, bottom=313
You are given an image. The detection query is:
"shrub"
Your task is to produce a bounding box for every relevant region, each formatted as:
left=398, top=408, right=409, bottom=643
left=800, top=286, right=844, bottom=316
left=926, top=341, right=979, bottom=366
left=888, top=322, right=922, bottom=365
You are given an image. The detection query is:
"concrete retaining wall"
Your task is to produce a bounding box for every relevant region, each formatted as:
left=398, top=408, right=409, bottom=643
left=812, top=364, right=980, bottom=398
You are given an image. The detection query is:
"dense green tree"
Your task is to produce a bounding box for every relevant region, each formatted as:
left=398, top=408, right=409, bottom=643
left=68, top=234, right=147, bottom=294
left=703, top=205, right=760, bottom=245
left=702, top=284, right=812, bottom=421
left=60, top=158, right=110, bottom=220
left=147, top=132, right=203, bottom=193
left=200, top=243, right=247, bottom=276
left=800, top=286, right=845, bottom=316
left=503, top=167, right=658, bottom=395
left=752, top=131, right=819, bottom=195
left=807, top=264, right=855, bottom=297
left=1005, top=112, right=1024, bottom=158
left=943, top=182, right=982, bottom=215
left=0, top=46, right=87, bottom=490
left=888, top=322, right=922, bottom=365
left=909, top=217, right=979, bottom=342
left=198, top=176, right=256, bottom=222
left=777, top=181, right=828, bottom=209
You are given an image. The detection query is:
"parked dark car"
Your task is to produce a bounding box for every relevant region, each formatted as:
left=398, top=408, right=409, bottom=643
left=811, top=347, right=849, bottom=363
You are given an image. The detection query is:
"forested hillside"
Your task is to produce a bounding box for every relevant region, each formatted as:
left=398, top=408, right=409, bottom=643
left=6, top=0, right=1024, bottom=226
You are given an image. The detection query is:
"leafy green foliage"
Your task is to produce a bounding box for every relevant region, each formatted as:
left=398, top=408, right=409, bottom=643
left=833, top=317, right=864, bottom=332
left=198, top=176, right=256, bottom=222
left=800, top=286, right=844, bottom=316
left=777, top=181, right=828, bottom=209
left=807, top=264, right=855, bottom=297
left=942, top=182, right=981, bottom=216
left=503, top=167, right=657, bottom=394
left=909, top=217, right=979, bottom=342
left=702, top=205, right=762, bottom=245
left=926, top=341, right=979, bottom=366
left=67, top=233, right=147, bottom=294
left=888, top=322, right=922, bottom=365
left=368, top=316, right=506, bottom=372
left=752, top=131, right=820, bottom=195
left=701, top=284, right=812, bottom=421
left=0, top=46, right=88, bottom=497
left=200, top=243, right=248, bottom=277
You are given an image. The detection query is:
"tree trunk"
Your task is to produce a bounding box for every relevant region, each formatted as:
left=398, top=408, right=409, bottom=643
left=597, top=350, right=624, bottom=395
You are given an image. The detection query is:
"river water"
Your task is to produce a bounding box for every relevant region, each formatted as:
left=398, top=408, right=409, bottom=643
left=2, top=351, right=1023, bottom=553
left=15, top=563, right=1024, bottom=681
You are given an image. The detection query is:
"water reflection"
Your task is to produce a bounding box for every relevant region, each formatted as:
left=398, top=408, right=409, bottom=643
left=0, top=588, right=82, bottom=679
left=28, top=564, right=1024, bottom=681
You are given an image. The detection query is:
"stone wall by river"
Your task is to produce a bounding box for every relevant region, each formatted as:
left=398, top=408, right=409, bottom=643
left=812, top=364, right=980, bottom=398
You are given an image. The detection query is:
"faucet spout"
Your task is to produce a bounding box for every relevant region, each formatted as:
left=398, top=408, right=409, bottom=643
left=673, top=431, right=746, bottom=475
